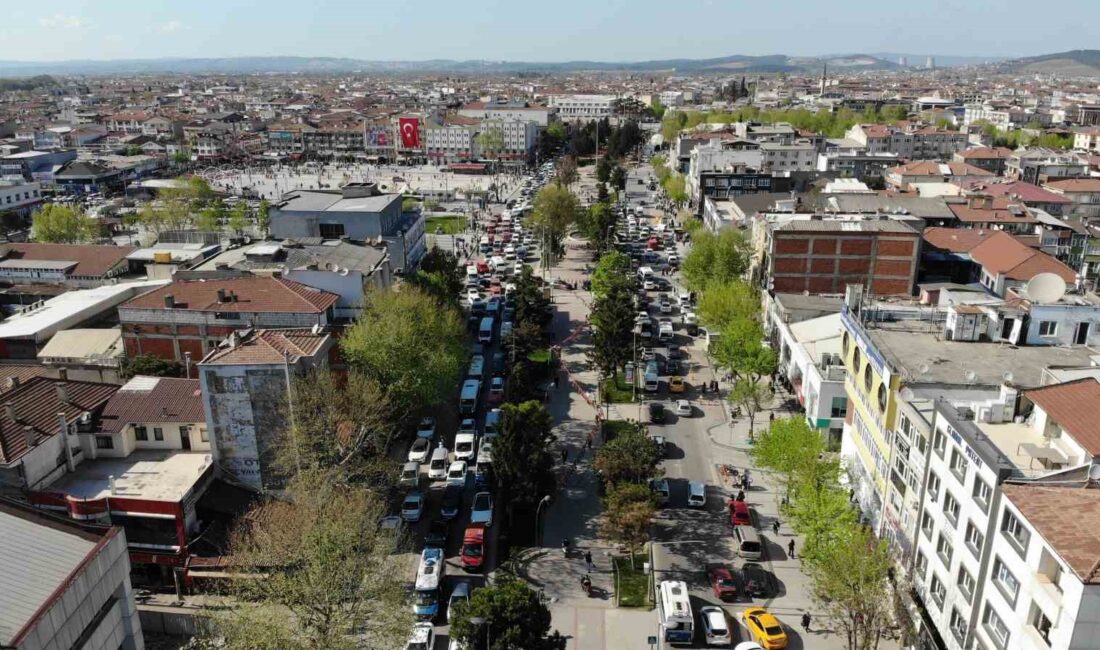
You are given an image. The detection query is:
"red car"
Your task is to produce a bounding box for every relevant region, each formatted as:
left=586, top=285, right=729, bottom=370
left=728, top=499, right=752, bottom=527
left=461, top=525, right=486, bottom=570
left=708, top=564, right=738, bottom=601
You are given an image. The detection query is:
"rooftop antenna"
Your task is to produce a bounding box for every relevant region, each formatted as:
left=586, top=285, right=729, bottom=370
left=965, top=369, right=978, bottom=385
left=1025, top=272, right=1066, bottom=304
left=1002, top=371, right=1014, bottom=384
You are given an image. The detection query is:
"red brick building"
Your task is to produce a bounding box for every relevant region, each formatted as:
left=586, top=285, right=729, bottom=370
left=765, top=219, right=921, bottom=296
left=118, top=276, right=339, bottom=361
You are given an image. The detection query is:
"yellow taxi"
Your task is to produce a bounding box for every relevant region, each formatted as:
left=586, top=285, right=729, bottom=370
left=668, top=376, right=686, bottom=393
left=740, top=607, right=788, bottom=650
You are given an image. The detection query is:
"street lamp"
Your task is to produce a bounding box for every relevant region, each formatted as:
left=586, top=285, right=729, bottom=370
left=469, top=617, right=491, bottom=650
left=534, top=494, right=552, bottom=545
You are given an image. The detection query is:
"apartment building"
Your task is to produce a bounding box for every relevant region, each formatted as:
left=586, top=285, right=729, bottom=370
left=1006, top=149, right=1090, bottom=185
left=695, top=164, right=792, bottom=215
left=1073, top=129, right=1100, bottom=153
left=0, top=179, right=42, bottom=215
left=482, top=117, right=540, bottom=162
left=423, top=117, right=479, bottom=163
left=885, top=161, right=994, bottom=190
left=953, top=147, right=1015, bottom=175
left=1044, top=178, right=1100, bottom=220
left=547, top=94, right=615, bottom=122
left=759, top=141, right=817, bottom=173
left=846, top=124, right=969, bottom=160
left=459, top=100, right=552, bottom=127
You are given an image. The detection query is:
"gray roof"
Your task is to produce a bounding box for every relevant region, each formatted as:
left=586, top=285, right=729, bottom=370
left=196, top=239, right=387, bottom=274
left=279, top=190, right=400, bottom=214
left=819, top=194, right=954, bottom=220
left=772, top=293, right=845, bottom=324
left=773, top=219, right=918, bottom=233
left=0, top=501, right=106, bottom=645
left=727, top=192, right=802, bottom=218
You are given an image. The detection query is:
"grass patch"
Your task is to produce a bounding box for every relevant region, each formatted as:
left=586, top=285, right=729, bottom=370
left=528, top=347, right=552, bottom=365
left=599, top=372, right=638, bottom=403
left=614, top=554, right=651, bottom=608
left=425, top=215, right=466, bottom=234
left=601, top=419, right=641, bottom=442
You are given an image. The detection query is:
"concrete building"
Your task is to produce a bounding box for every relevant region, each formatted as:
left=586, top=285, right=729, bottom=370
left=885, top=161, right=994, bottom=191
left=423, top=117, right=479, bottom=163
left=695, top=164, right=791, bottom=216
left=459, top=99, right=552, bottom=127
left=845, top=124, right=969, bottom=160
left=1044, top=178, right=1100, bottom=221
left=953, top=147, right=1015, bottom=176
left=269, top=183, right=425, bottom=272
left=199, top=328, right=333, bottom=490
left=1007, top=149, right=1090, bottom=185
left=0, top=498, right=144, bottom=650
left=0, top=179, right=43, bottom=216
left=118, top=276, right=339, bottom=362
left=37, top=329, right=126, bottom=384
left=759, top=141, right=818, bottom=173
left=547, top=94, right=615, bottom=122
left=0, top=242, right=136, bottom=288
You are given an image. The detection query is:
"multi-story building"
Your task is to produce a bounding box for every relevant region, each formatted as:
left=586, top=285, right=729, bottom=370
left=885, top=160, right=994, bottom=190
left=199, top=328, right=333, bottom=490
left=1006, top=149, right=1090, bottom=185
left=459, top=100, right=552, bottom=127
left=0, top=179, right=43, bottom=216
left=845, top=123, right=969, bottom=160
left=1043, top=178, right=1100, bottom=221
left=547, top=94, right=615, bottom=122
left=759, top=141, right=817, bottom=173
left=0, top=498, right=144, bottom=650
left=958, top=180, right=1073, bottom=217
left=695, top=164, right=792, bottom=215
left=423, top=116, right=479, bottom=163
left=1073, top=128, right=1100, bottom=153
left=953, top=147, right=1015, bottom=175
left=816, top=150, right=902, bottom=178
left=118, top=276, right=339, bottom=361
left=482, top=118, right=540, bottom=164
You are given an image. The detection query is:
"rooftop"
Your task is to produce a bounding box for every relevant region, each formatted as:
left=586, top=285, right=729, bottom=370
left=0, top=243, right=136, bottom=278
left=0, top=499, right=115, bottom=647
left=1000, top=483, right=1100, bottom=585
left=0, top=377, right=118, bottom=464
left=97, top=376, right=204, bottom=434
left=200, top=328, right=331, bottom=366
left=772, top=293, right=845, bottom=324
left=1024, top=378, right=1100, bottom=456
left=37, top=328, right=123, bottom=362
left=277, top=188, right=401, bottom=214
left=48, top=450, right=212, bottom=503
left=122, top=276, right=338, bottom=314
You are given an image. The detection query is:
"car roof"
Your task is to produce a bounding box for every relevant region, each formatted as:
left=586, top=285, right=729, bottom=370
left=451, top=581, right=470, bottom=596
left=463, top=526, right=486, bottom=541
left=703, top=608, right=727, bottom=625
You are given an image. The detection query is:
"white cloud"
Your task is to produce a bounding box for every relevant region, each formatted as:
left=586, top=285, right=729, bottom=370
left=160, top=21, right=187, bottom=33
left=39, top=14, right=85, bottom=29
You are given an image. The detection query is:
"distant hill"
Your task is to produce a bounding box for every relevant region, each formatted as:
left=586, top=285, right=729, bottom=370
left=0, top=54, right=899, bottom=77
left=996, top=50, right=1100, bottom=76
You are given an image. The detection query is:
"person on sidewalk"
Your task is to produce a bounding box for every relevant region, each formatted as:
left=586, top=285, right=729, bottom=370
left=561, top=448, right=568, bottom=464
left=788, top=539, right=796, bottom=558
left=801, top=612, right=812, bottom=632
left=584, top=550, right=593, bottom=572
left=772, top=520, right=780, bottom=535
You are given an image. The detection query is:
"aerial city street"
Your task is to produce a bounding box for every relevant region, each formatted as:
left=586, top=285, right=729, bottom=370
left=2, top=3, right=1100, bottom=650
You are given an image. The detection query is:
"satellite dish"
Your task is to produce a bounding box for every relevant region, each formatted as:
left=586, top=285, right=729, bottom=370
left=965, top=369, right=978, bottom=384
left=1089, top=464, right=1100, bottom=481
left=918, top=363, right=930, bottom=375
left=1002, top=371, right=1014, bottom=384
left=899, top=387, right=915, bottom=402
left=1025, top=272, right=1067, bottom=304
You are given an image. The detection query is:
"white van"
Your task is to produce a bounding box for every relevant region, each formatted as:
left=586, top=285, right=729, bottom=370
left=687, top=481, right=706, bottom=508
left=734, top=525, right=763, bottom=560
left=428, top=446, right=450, bottom=480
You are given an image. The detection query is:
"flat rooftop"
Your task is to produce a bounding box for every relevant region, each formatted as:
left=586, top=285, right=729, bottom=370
left=49, top=450, right=212, bottom=503
left=975, top=421, right=1057, bottom=476
left=864, top=320, right=1099, bottom=388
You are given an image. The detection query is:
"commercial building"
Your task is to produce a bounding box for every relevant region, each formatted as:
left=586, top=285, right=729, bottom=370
left=0, top=179, right=43, bottom=215
left=1044, top=178, right=1100, bottom=221
left=0, top=242, right=136, bottom=288
left=766, top=310, right=848, bottom=445
left=845, top=124, right=969, bottom=160
left=885, top=161, right=994, bottom=190
left=953, top=147, right=1014, bottom=176
left=269, top=183, right=425, bottom=272
left=0, top=498, right=144, bottom=650
left=118, top=276, right=339, bottom=362
left=459, top=100, right=551, bottom=127
left=695, top=164, right=792, bottom=216
left=547, top=94, right=615, bottom=122
left=199, top=328, right=333, bottom=490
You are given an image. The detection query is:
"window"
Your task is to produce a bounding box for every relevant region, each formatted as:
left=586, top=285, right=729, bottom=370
left=319, top=223, right=345, bottom=239
left=134, top=425, right=148, bottom=441
left=992, top=557, right=1020, bottom=605
left=95, top=436, right=114, bottom=450
left=852, top=347, right=861, bottom=373
left=200, top=428, right=209, bottom=442
left=921, top=511, right=935, bottom=539
left=929, top=574, right=946, bottom=609
left=153, top=427, right=164, bottom=441
left=943, top=492, right=960, bottom=527
left=965, top=521, right=985, bottom=557
left=927, top=472, right=941, bottom=504
left=937, top=533, right=954, bottom=567
left=877, top=384, right=887, bottom=411
left=983, top=604, right=1010, bottom=649
left=1038, top=321, right=1058, bottom=337
left=863, top=362, right=873, bottom=393
left=899, top=415, right=912, bottom=439
left=830, top=396, right=848, bottom=418
left=950, top=607, right=968, bottom=643
left=913, top=433, right=927, bottom=455
left=1001, top=510, right=1030, bottom=555
left=973, top=478, right=992, bottom=513
left=933, top=429, right=947, bottom=458
left=1029, top=603, right=1053, bottom=646
left=958, top=566, right=976, bottom=603
left=915, top=550, right=929, bottom=580
left=950, top=449, right=969, bottom=482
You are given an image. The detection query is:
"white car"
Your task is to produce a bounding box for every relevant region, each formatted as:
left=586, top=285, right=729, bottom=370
left=446, top=460, right=468, bottom=485
left=676, top=399, right=693, bottom=417
left=470, top=491, right=494, bottom=527
left=407, top=437, right=431, bottom=463
left=416, top=417, right=437, bottom=440
left=643, top=279, right=656, bottom=291
left=399, top=461, right=420, bottom=487
left=466, top=288, right=481, bottom=305
left=454, top=432, right=478, bottom=461
left=504, top=245, right=516, bottom=260
left=700, top=606, right=732, bottom=646
left=405, top=622, right=435, bottom=650
left=401, top=492, right=425, bottom=523
left=447, top=581, right=471, bottom=625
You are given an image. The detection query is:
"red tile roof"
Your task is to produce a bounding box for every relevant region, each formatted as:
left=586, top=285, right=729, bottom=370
left=1024, top=378, right=1100, bottom=455
left=1045, top=178, right=1100, bottom=193
left=200, top=328, right=331, bottom=366
left=97, top=377, right=204, bottom=434
left=949, top=202, right=1040, bottom=225
left=0, top=378, right=118, bottom=464
left=1000, top=483, right=1100, bottom=584
left=0, top=243, right=136, bottom=278
left=888, top=161, right=992, bottom=177
left=957, top=146, right=1014, bottom=160
left=922, top=227, right=997, bottom=253
left=123, top=277, right=338, bottom=314
left=968, top=231, right=1076, bottom=282
left=962, top=180, right=1072, bottom=205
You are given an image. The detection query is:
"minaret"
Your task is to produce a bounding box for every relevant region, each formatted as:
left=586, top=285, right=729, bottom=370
left=820, top=63, right=827, bottom=96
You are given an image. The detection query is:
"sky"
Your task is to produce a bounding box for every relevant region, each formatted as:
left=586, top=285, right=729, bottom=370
left=1, top=0, right=1096, bottom=63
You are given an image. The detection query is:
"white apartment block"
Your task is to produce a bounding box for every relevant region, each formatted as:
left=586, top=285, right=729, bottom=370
left=482, top=118, right=539, bottom=162
left=0, top=180, right=43, bottom=213
left=458, top=100, right=551, bottom=127
left=548, top=94, right=616, bottom=122
left=759, top=141, right=817, bottom=173
left=423, top=122, right=477, bottom=163
left=1074, top=130, right=1100, bottom=153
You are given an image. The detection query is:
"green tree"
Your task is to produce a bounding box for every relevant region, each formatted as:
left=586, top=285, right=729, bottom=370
left=711, top=317, right=777, bottom=385
left=529, top=183, right=579, bottom=270
left=341, top=287, right=467, bottom=420
left=450, top=574, right=567, bottom=650
left=411, top=247, right=464, bottom=307
left=31, top=204, right=97, bottom=243
left=493, top=401, right=558, bottom=513
left=610, top=165, right=627, bottom=192
left=228, top=201, right=250, bottom=236
left=511, top=266, right=552, bottom=328
left=257, top=198, right=271, bottom=237
left=196, top=199, right=226, bottom=232
left=172, top=150, right=190, bottom=164
left=662, top=173, right=687, bottom=206
left=750, top=416, right=826, bottom=501
left=121, top=355, right=184, bottom=379
left=596, top=157, right=612, bottom=184
left=589, top=282, right=636, bottom=379
left=650, top=97, right=666, bottom=120
left=201, top=473, right=411, bottom=650
left=695, top=280, right=759, bottom=330
left=576, top=201, right=616, bottom=256
left=681, top=228, right=751, bottom=292
left=477, top=126, right=506, bottom=201
left=599, top=482, right=657, bottom=568
left=729, top=379, right=773, bottom=440
left=590, top=250, right=634, bottom=299
left=594, top=422, right=661, bottom=485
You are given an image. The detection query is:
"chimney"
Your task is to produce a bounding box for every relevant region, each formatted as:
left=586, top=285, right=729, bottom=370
left=230, top=292, right=238, bottom=303
left=217, top=288, right=228, bottom=303
left=58, top=412, right=74, bottom=471
left=6, top=377, right=18, bottom=391
left=4, top=402, right=17, bottom=423
left=57, top=368, right=67, bottom=382
left=23, top=426, right=35, bottom=448
left=55, top=382, right=69, bottom=404
left=184, top=351, right=193, bottom=379
left=164, top=294, right=175, bottom=308
left=109, top=475, right=117, bottom=496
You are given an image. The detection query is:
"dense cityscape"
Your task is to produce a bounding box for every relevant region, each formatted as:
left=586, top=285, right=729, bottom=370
left=3, top=7, right=1100, bottom=650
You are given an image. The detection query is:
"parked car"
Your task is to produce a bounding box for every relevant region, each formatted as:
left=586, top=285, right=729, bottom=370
left=447, top=581, right=471, bottom=625
left=404, top=622, right=435, bottom=650
left=708, top=564, right=738, bottom=602
left=454, top=432, right=478, bottom=461
left=675, top=399, right=693, bottom=416
left=741, top=608, right=787, bottom=650
left=651, top=434, right=668, bottom=457
left=399, top=461, right=420, bottom=487
left=669, top=376, right=685, bottom=393
left=401, top=492, right=425, bottom=523
left=424, top=520, right=448, bottom=547
left=460, top=525, right=486, bottom=570
left=408, top=437, right=431, bottom=463
left=740, top=563, right=774, bottom=598
left=648, top=402, right=665, bottom=424
left=446, top=460, right=468, bottom=485
left=488, top=376, right=505, bottom=405
left=440, top=484, right=463, bottom=520
left=470, top=492, right=494, bottom=526
left=729, top=499, right=753, bottom=527
left=700, top=606, right=733, bottom=646
left=416, top=417, right=437, bottom=440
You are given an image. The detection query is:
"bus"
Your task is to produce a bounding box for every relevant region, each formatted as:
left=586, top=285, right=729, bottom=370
left=460, top=379, right=481, bottom=415
left=657, top=580, right=694, bottom=645
left=479, top=317, right=495, bottom=344
left=414, top=547, right=445, bottom=619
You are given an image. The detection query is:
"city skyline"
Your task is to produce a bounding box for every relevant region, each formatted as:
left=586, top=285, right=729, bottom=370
left=1, top=0, right=1097, bottom=63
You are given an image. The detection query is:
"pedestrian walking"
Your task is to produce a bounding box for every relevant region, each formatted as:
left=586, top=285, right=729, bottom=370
left=772, top=520, right=780, bottom=535
left=735, top=490, right=745, bottom=502
left=561, top=448, right=568, bottom=464
left=801, top=612, right=812, bottom=632
left=584, top=550, right=593, bottom=572
left=788, top=539, right=796, bottom=558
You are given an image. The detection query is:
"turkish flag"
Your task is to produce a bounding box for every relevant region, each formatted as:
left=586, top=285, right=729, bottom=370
left=399, top=117, right=420, bottom=148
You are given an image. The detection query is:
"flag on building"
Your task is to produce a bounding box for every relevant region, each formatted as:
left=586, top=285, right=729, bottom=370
left=399, top=117, right=420, bottom=148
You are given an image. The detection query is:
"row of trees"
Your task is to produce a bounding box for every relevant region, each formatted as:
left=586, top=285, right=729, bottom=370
left=972, top=119, right=1074, bottom=150
left=537, top=118, right=648, bottom=161
left=752, top=418, right=912, bottom=650
left=649, top=154, right=687, bottom=207
left=660, top=105, right=912, bottom=142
